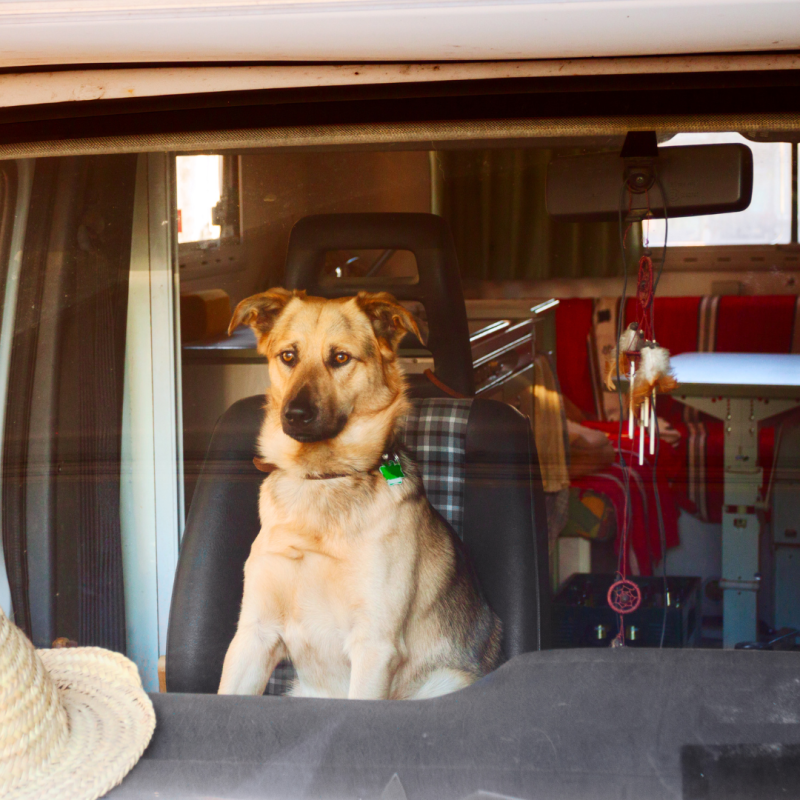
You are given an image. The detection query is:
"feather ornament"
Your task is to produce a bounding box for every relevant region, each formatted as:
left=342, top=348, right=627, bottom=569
left=603, top=322, right=642, bottom=392
left=631, top=344, right=677, bottom=410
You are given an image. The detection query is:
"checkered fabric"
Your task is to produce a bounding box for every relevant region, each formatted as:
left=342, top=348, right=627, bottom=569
left=263, top=397, right=473, bottom=696
left=401, top=398, right=472, bottom=537
left=266, top=659, right=297, bottom=695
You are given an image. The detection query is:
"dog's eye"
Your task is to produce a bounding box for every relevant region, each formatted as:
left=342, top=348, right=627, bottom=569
left=279, top=351, right=296, bottom=366
left=333, top=352, right=351, bottom=366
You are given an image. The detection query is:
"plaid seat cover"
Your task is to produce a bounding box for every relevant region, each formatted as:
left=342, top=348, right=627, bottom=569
left=264, top=397, right=472, bottom=696
left=401, top=398, right=472, bottom=536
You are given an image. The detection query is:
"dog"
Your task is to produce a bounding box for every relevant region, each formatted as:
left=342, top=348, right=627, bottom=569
left=218, top=288, right=502, bottom=700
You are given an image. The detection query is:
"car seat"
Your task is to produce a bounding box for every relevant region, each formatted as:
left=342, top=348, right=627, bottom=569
left=166, top=213, right=551, bottom=693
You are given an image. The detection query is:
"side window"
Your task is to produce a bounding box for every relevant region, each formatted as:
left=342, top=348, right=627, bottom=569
left=648, top=132, right=793, bottom=246
left=177, top=154, right=244, bottom=283
left=177, top=154, right=224, bottom=245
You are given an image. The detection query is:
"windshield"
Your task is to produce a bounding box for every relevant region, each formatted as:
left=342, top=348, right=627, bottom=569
left=1, top=116, right=798, bottom=798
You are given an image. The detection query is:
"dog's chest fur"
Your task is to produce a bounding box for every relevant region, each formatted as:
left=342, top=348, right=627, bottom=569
left=248, top=470, right=427, bottom=697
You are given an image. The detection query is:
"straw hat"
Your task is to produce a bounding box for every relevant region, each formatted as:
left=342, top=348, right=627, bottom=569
left=0, top=607, right=155, bottom=800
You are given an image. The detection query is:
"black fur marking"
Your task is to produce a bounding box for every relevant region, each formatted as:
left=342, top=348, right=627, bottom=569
left=397, top=443, right=503, bottom=676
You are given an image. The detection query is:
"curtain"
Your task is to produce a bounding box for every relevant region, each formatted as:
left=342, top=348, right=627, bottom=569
left=2, top=155, right=136, bottom=650
left=57, top=155, right=137, bottom=651
left=437, top=148, right=621, bottom=282
left=2, top=159, right=60, bottom=640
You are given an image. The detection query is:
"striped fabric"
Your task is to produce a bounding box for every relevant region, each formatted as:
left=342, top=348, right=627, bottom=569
left=264, top=397, right=473, bottom=696
left=697, top=295, right=720, bottom=353
left=587, top=329, right=606, bottom=421
left=683, top=295, right=719, bottom=429
left=570, top=455, right=681, bottom=577
left=686, top=422, right=710, bottom=523
left=683, top=296, right=718, bottom=521
left=590, top=297, right=623, bottom=422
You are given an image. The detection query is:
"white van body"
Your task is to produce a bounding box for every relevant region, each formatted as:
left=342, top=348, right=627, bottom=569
left=0, top=0, right=799, bottom=68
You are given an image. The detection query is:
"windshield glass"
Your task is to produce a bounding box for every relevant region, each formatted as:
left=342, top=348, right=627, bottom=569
left=0, top=128, right=797, bottom=706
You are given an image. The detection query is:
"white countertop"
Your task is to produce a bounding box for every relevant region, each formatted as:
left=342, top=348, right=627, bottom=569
left=670, top=352, right=800, bottom=398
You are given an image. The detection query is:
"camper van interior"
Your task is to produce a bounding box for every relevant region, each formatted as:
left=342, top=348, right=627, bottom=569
left=1, top=67, right=800, bottom=797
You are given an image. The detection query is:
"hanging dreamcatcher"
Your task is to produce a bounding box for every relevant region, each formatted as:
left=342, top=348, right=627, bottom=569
left=603, top=251, right=678, bottom=466
left=604, top=202, right=676, bottom=646
left=608, top=578, right=641, bottom=618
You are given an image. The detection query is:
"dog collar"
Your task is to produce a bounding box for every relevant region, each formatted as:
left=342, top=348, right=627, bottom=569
left=306, top=451, right=404, bottom=483
left=252, top=446, right=404, bottom=484
left=252, top=458, right=351, bottom=480
left=378, top=451, right=405, bottom=486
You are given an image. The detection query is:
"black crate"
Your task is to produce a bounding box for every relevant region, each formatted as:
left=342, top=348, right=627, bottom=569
left=553, top=574, right=702, bottom=648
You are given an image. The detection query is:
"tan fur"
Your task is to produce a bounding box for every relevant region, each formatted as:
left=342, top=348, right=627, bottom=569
left=603, top=323, right=643, bottom=393
left=603, top=348, right=630, bottom=392
left=219, top=289, right=501, bottom=700
left=630, top=345, right=678, bottom=412
left=631, top=372, right=678, bottom=412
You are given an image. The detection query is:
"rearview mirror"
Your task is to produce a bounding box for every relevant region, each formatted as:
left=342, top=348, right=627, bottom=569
left=546, top=143, right=753, bottom=223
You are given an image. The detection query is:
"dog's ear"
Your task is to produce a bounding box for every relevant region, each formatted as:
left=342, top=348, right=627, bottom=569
left=355, top=291, right=422, bottom=352
left=228, top=288, right=302, bottom=337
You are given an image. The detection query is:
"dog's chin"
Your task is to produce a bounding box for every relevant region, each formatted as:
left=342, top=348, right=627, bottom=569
left=283, top=430, right=332, bottom=444
left=282, top=418, right=347, bottom=445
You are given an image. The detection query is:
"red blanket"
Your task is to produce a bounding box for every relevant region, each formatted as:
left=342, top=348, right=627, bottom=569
left=575, top=424, right=680, bottom=574
left=557, top=295, right=799, bottom=524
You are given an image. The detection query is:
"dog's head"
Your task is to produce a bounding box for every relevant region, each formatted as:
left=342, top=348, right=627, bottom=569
left=229, top=288, right=420, bottom=471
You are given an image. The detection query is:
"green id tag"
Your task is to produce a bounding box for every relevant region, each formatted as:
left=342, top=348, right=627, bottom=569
left=379, top=459, right=405, bottom=486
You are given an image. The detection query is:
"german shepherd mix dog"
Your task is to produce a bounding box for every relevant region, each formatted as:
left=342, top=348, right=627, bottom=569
left=218, top=288, right=502, bottom=700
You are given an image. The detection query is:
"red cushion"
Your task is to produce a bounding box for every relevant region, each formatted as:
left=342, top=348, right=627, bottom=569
left=669, top=422, right=776, bottom=524
left=571, top=423, right=681, bottom=575
left=716, top=295, right=796, bottom=353
left=555, top=299, right=595, bottom=418
left=556, top=295, right=790, bottom=531
left=625, top=295, right=796, bottom=355
left=623, top=296, right=703, bottom=425
left=584, top=420, right=777, bottom=526
left=624, top=296, right=702, bottom=356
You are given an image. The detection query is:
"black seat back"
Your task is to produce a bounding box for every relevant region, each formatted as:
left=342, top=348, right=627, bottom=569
left=284, top=213, right=474, bottom=397
left=166, top=395, right=551, bottom=693
left=166, top=212, right=551, bottom=693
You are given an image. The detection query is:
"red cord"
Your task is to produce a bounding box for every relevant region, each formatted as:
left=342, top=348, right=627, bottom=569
left=612, top=197, right=658, bottom=633
left=637, top=255, right=655, bottom=341
left=423, top=369, right=468, bottom=399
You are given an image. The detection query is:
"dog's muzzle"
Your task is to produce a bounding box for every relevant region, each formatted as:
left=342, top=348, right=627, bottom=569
left=282, top=388, right=345, bottom=443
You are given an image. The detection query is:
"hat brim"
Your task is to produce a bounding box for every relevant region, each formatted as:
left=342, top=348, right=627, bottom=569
left=6, top=647, right=155, bottom=800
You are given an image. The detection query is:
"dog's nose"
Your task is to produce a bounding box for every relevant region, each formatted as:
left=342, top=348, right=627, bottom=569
left=284, top=395, right=318, bottom=426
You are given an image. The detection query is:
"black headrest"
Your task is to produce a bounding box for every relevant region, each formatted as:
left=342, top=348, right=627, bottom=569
left=283, top=213, right=474, bottom=397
